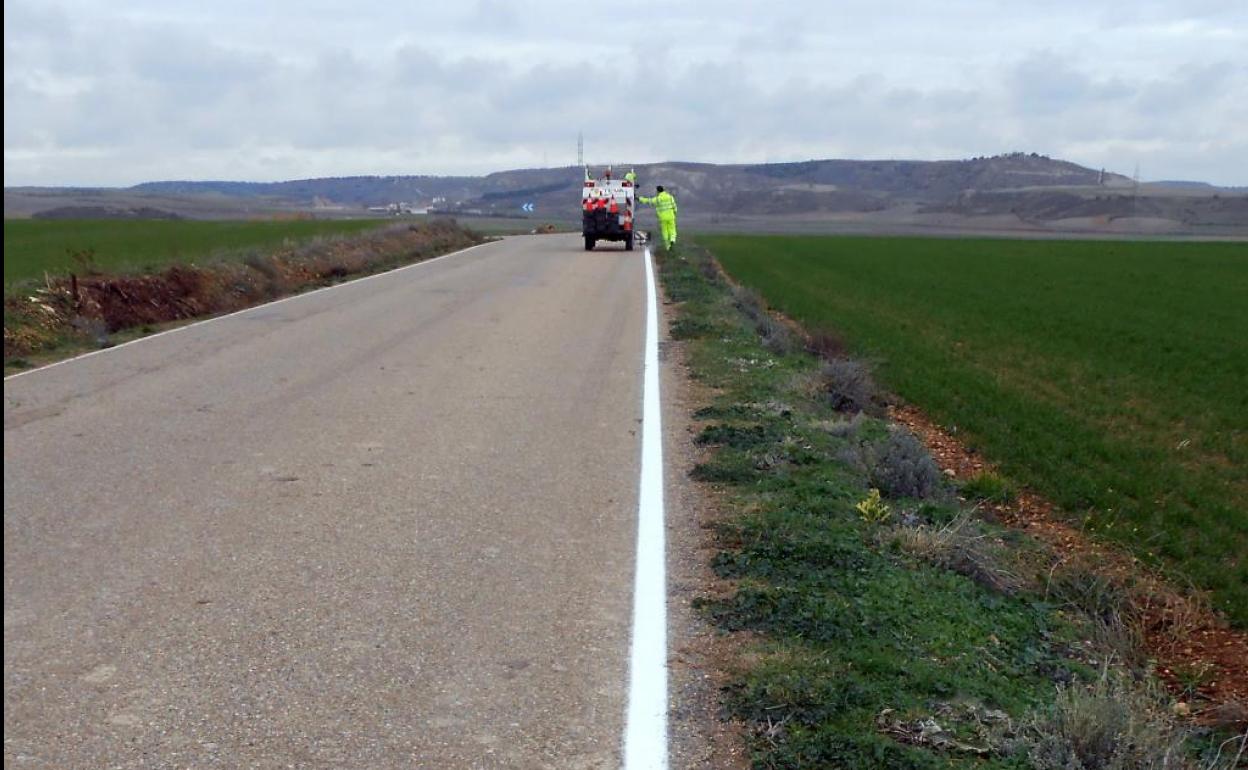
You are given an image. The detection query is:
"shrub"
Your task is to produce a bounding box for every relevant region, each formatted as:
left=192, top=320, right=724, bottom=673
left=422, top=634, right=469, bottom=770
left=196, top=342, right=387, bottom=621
left=726, top=281, right=802, bottom=355
left=698, top=255, right=723, bottom=284
left=823, top=412, right=870, bottom=440
left=870, top=427, right=943, bottom=500
left=732, top=285, right=765, bottom=321
left=728, top=282, right=801, bottom=355
left=757, top=314, right=799, bottom=355
left=836, top=426, right=943, bottom=500
left=820, top=357, right=881, bottom=415
left=1014, top=668, right=1194, bottom=769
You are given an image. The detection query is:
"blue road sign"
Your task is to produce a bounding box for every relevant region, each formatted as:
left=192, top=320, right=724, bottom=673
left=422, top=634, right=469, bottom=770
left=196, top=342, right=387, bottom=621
left=521, top=202, right=535, bottom=213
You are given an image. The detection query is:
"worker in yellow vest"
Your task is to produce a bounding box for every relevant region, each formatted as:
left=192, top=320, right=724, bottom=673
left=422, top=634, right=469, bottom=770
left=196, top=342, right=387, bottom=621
left=638, top=185, right=678, bottom=249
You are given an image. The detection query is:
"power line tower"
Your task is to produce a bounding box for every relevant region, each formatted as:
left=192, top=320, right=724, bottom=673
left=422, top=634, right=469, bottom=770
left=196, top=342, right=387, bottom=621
left=1132, top=162, right=1140, bottom=222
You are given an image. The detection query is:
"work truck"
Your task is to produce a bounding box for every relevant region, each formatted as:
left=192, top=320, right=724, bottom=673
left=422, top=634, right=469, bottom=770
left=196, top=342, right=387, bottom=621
left=581, top=168, right=635, bottom=251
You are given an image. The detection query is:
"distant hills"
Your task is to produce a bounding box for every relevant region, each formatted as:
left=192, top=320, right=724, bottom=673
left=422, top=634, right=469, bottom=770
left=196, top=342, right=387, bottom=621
left=125, top=153, right=1136, bottom=211
left=1148, top=180, right=1248, bottom=193
left=7, top=154, right=1246, bottom=235
left=130, top=176, right=482, bottom=207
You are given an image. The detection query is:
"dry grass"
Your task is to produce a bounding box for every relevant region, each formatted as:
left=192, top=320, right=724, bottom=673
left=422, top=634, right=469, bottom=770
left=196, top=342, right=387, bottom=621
left=1010, top=665, right=1247, bottom=769
left=884, top=513, right=1027, bottom=595
left=1045, top=562, right=1149, bottom=667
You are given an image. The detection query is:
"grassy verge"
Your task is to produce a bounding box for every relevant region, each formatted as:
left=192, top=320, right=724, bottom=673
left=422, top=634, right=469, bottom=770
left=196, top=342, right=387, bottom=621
left=659, top=243, right=1242, bottom=768
left=699, top=235, right=1247, bottom=627
left=4, top=220, right=485, bottom=372
left=3, top=218, right=394, bottom=288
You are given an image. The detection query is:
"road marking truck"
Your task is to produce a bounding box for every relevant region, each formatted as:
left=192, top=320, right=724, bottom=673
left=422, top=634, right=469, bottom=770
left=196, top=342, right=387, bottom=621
left=581, top=168, right=635, bottom=251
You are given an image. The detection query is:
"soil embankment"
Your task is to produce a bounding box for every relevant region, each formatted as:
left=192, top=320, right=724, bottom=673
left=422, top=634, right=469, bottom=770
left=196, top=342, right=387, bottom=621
left=4, top=220, right=484, bottom=365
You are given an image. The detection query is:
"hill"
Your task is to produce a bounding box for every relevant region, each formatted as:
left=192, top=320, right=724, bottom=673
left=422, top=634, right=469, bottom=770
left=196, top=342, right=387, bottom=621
left=124, top=153, right=1134, bottom=211
left=7, top=154, right=1246, bottom=235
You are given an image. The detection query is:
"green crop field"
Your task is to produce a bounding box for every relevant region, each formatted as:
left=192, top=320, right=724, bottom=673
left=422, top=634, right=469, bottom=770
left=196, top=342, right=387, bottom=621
left=3, top=218, right=387, bottom=288
left=701, top=234, right=1248, bottom=625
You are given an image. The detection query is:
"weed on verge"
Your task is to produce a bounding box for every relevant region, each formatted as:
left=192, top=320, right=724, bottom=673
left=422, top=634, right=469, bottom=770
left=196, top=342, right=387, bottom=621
left=963, top=471, right=1018, bottom=504
left=661, top=244, right=1239, bottom=768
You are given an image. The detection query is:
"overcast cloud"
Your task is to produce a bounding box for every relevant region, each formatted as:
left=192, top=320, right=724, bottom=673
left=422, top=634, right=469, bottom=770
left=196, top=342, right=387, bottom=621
left=4, top=0, right=1247, bottom=186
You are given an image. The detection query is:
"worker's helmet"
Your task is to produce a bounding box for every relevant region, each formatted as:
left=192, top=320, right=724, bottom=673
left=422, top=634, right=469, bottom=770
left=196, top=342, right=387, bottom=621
left=656, top=185, right=665, bottom=193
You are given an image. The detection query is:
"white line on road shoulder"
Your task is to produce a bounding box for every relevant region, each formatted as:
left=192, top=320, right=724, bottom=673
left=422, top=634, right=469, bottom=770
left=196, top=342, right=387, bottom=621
left=4, top=239, right=498, bottom=381
left=623, top=247, right=668, bottom=770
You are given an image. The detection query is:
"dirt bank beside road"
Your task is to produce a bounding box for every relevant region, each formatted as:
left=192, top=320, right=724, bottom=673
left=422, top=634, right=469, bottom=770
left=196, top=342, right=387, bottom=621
left=4, top=220, right=484, bottom=368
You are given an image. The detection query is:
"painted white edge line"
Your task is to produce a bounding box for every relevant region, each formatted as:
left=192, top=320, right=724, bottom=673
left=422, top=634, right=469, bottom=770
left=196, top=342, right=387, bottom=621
left=623, top=247, right=668, bottom=770
left=4, top=240, right=497, bottom=381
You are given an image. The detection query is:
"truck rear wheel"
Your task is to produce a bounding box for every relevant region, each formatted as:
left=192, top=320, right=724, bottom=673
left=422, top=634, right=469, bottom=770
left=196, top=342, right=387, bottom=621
left=625, top=232, right=634, bottom=251
left=584, top=236, right=596, bottom=251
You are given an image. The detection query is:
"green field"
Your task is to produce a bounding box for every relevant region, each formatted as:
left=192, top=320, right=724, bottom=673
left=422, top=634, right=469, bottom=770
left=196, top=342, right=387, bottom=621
left=3, top=218, right=387, bottom=288
left=701, top=235, right=1248, bottom=625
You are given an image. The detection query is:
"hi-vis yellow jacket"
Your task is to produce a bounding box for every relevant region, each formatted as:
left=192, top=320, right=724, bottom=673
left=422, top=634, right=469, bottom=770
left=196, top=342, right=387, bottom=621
left=639, top=190, right=677, bottom=218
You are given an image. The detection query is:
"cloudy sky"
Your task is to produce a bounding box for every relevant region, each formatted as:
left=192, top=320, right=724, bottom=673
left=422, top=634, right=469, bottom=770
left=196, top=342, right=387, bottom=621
left=5, top=0, right=1247, bottom=186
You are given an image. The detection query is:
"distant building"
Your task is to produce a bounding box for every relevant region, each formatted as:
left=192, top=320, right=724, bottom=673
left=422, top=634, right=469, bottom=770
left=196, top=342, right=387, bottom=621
left=366, top=201, right=425, bottom=215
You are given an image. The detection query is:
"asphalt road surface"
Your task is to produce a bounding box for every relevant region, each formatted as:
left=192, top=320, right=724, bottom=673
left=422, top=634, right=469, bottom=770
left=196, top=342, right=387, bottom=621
left=4, top=235, right=654, bottom=768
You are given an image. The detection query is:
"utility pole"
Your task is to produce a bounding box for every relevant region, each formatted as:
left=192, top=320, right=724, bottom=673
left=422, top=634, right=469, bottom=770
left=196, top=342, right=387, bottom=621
left=577, top=131, right=584, bottom=168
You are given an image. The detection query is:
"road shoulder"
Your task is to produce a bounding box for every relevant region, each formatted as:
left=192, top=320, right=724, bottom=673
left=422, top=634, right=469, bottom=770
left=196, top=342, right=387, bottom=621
left=661, top=274, right=751, bottom=770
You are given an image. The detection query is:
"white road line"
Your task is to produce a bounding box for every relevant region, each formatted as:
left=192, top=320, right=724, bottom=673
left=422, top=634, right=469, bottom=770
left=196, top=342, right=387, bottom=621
left=4, top=240, right=497, bottom=381
left=623, top=247, right=668, bottom=770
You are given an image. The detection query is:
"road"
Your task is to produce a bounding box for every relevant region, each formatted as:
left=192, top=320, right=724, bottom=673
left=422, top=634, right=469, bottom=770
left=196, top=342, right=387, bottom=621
left=4, top=235, right=656, bottom=768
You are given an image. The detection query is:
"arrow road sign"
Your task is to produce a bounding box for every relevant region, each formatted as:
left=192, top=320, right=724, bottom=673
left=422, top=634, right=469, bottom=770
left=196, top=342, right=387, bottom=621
left=521, top=202, right=535, bottom=213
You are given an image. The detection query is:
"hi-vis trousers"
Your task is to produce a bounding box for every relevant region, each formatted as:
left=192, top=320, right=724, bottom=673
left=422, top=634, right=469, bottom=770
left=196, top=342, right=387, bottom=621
left=658, top=215, right=677, bottom=248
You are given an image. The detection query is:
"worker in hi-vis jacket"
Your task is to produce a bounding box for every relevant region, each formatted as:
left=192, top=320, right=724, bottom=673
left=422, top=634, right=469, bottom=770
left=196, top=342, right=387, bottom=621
left=638, top=185, right=678, bottom=249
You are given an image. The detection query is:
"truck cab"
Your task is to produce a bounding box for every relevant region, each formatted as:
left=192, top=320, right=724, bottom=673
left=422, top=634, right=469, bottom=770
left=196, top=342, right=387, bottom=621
left=581, top=168, right=635, bottom=251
